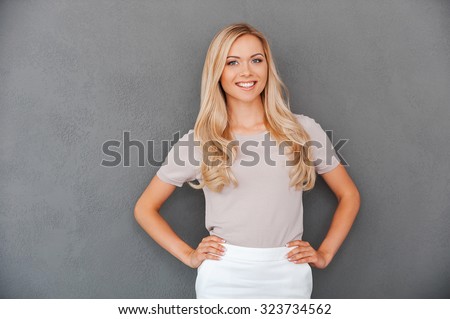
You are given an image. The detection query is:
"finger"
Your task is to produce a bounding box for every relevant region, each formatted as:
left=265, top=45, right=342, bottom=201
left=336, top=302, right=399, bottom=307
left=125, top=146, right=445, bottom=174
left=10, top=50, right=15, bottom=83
left=286, top=240, right=310, bottom=247
left=293, top=256, right=315, bottom=264
left=197, top=242, right=220, bottom=253
left=286, top=246, right=311, bottom=259
left=199, top=236, right=224, bottom=247
left=200, top=243, right=225, bottom=257
left=201, top=241, right=224, bottom=251
left=207, top=235, right=227, bottom=243
left=210, top=242, right=226, bottom=253
left=288, top=251, right=315, bottom=261
left=204, top=252, right=222, bottom=260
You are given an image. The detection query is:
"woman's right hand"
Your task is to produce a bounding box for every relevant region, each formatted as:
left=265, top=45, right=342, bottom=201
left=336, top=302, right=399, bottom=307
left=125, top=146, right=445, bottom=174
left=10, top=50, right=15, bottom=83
left=187, top=235, right=227, bottom=269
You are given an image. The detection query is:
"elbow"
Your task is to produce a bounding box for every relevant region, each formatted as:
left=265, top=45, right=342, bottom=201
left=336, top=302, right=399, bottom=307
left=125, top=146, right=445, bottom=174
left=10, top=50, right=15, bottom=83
left=134, top=203, right=146, bottom=223
left=349, top=188, right=361, bottom=214
left=338, top=188, right=361, bottom=212
left=354, top=189, right=361, bottom=211
left=134, top=203, right=158, bottom=223
left=134, top=205, right=142, bottom=222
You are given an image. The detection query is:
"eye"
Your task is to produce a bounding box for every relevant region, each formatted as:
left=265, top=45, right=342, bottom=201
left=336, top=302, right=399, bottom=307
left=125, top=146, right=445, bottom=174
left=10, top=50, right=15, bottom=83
left=252, top=58, right=263, bottom=63
left=227, top=60, right=238, bottom=66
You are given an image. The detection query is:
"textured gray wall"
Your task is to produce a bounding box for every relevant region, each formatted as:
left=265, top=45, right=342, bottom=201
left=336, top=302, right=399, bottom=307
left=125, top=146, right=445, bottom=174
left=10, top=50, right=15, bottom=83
left=1, top=0, right=449, bottom=298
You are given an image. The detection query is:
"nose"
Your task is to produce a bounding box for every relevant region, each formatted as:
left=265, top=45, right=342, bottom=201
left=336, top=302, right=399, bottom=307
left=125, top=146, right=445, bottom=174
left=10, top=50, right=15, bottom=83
left=239, top=62, right=251, bottom=76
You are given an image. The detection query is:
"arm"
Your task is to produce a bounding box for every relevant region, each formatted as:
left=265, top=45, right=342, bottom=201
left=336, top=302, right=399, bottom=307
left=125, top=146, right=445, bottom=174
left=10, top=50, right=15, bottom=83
left=314, top=163, right=361, bottom=267
left=286, top=163, right=361, bottom=268
left=134, top=175, right=225, bottom=268
left=134, top=175, right=196, bottom=267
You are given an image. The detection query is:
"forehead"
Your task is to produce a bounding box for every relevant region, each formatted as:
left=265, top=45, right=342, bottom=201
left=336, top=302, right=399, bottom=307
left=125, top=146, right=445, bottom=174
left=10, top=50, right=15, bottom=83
left=227, top=34, right=264, bottom=56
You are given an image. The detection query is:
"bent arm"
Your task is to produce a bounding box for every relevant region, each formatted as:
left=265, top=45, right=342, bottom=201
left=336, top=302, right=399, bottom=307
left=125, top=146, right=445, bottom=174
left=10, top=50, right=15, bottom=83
left=315, top=164, right=361, bottom=267
left=134, top=175, right=195, bottom=267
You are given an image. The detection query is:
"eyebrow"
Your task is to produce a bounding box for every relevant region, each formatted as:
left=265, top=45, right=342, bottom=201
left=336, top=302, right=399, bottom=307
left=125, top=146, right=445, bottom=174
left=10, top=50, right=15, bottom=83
left=226, top=53, right=265, bottom=59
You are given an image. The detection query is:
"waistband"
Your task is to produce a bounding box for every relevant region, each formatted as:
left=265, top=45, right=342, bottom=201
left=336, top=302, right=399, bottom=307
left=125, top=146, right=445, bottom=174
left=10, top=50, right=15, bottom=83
left=218, top=243, right=294, bottom=262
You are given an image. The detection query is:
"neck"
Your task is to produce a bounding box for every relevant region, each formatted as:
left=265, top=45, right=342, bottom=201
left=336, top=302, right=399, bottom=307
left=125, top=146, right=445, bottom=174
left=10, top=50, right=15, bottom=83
left=226, top=96, right=265, bottom=129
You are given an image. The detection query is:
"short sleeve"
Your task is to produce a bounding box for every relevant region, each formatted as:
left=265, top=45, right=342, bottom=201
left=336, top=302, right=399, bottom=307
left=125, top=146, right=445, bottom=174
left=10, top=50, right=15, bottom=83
left=156, top=129, right=202, bottom=187
left=295, top=114, right=340, bottom=174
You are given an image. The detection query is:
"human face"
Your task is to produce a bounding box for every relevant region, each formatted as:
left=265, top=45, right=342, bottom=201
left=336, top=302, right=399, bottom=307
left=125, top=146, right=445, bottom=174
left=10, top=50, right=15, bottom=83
left=220, top=34, right=268, bottom=105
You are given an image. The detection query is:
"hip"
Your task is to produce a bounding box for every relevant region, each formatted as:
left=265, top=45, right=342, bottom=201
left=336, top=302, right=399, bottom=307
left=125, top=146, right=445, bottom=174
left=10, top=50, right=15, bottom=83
left=195, top=243, right=313, bottom=299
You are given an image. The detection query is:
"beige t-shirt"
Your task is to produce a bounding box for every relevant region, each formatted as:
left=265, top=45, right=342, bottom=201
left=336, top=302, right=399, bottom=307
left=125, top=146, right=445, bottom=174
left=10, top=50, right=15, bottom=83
left=156, top=113, right=340, bottom=248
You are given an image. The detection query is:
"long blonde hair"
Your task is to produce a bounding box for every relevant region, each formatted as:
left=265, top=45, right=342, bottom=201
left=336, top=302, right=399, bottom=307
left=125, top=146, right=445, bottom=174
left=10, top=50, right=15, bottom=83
left=188, top=22, right=316, bottom=193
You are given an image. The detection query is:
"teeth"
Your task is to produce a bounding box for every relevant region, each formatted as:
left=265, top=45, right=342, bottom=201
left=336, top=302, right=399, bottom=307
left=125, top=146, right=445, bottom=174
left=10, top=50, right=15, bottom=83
left=236, top=82, right=255, bottom=88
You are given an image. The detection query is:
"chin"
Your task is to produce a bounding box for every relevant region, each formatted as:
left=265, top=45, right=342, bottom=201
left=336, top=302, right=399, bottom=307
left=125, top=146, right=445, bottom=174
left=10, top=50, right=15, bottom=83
left=233, top=95, right=262, bottom=104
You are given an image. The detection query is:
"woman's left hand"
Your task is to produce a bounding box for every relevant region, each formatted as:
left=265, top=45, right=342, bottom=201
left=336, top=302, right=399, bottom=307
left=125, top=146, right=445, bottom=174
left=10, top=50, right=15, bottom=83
left=285, top=240, right=331, bottom=269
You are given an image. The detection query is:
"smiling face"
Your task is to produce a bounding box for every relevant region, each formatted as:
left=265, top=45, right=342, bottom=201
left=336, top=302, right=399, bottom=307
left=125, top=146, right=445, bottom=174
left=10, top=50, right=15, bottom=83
left=220, top=34, right=268, bottom=105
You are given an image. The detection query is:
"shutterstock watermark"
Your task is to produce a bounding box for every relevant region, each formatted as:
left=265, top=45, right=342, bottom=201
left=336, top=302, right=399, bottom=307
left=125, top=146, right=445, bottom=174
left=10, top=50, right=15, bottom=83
left=101, top=131, right=349, bottom=168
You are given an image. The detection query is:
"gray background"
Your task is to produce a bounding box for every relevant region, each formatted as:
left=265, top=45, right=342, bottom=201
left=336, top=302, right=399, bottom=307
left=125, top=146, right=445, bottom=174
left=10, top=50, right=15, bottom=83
left=1, top=0, right=449, bottom=298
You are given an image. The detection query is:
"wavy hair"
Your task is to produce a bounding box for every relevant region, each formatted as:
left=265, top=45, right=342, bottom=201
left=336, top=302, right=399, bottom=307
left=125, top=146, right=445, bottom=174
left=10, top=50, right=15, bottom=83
left=187, top=22, right=317, bottom=193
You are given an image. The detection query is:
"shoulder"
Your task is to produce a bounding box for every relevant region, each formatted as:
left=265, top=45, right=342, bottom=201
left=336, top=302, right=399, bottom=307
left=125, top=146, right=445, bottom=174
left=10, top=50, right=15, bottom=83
left=173, top=128, right=197, bottom=145
left=178, top=128, right=195, bottom=140
left=173, top=128, right=202, bottom=156
left=291, top=113, right=332, bottom=143
left=292, top=113, right=322, bottom=130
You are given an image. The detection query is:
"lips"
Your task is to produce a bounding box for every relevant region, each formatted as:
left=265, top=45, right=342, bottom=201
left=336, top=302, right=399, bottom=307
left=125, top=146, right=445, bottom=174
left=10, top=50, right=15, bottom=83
left=235, top=81, right=257, bottom=89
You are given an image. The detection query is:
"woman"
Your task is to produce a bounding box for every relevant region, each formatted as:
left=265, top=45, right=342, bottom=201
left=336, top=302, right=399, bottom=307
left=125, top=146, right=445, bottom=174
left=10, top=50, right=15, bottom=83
left=134, top=22, right=360, bottom=299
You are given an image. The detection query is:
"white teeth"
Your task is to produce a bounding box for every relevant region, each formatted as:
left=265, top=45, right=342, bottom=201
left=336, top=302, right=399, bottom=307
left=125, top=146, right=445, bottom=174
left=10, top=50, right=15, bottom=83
left=236, top=81, right=255, bottom=88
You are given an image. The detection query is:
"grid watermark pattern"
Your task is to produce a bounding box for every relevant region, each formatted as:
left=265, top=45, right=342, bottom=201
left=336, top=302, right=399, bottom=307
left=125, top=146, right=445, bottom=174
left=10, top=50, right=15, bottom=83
left=101, top=130, right=349, bottom=168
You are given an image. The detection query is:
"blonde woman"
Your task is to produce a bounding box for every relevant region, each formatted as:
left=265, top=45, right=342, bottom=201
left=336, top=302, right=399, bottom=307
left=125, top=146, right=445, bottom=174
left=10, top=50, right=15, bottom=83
left=134, top=22, right=360, bottom=299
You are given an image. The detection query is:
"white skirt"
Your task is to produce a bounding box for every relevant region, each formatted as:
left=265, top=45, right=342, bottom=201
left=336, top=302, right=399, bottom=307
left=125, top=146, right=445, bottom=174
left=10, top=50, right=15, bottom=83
left=195, top=243, right=313, bottom=299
